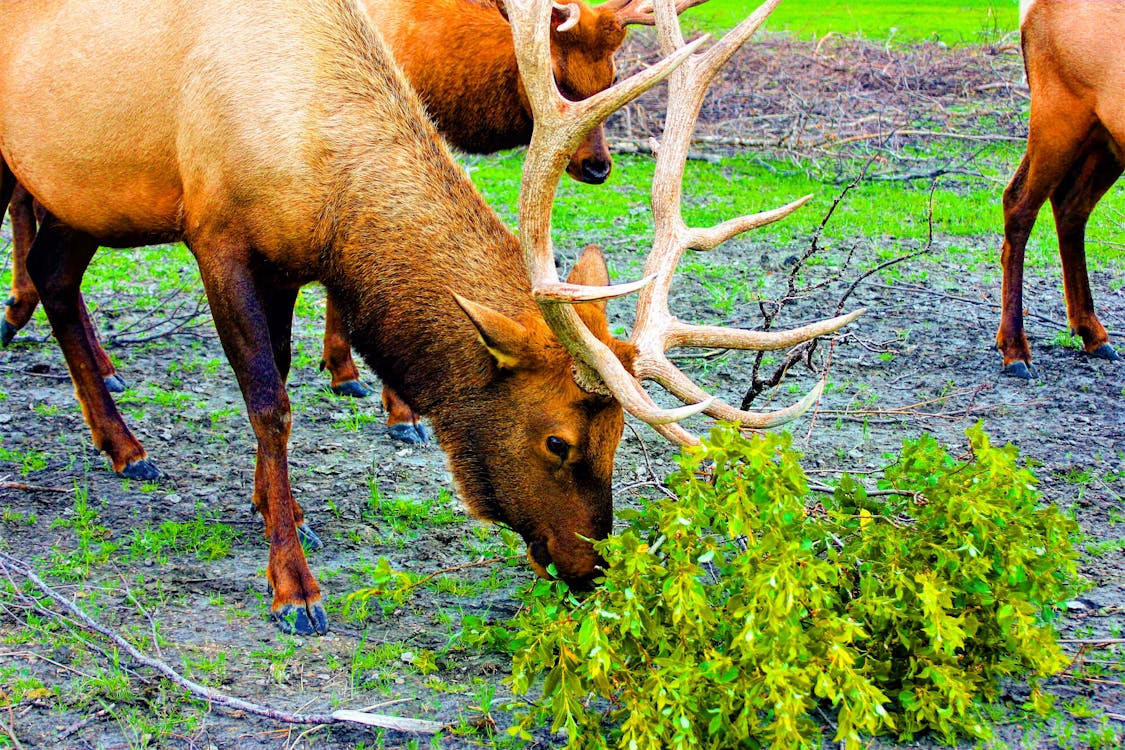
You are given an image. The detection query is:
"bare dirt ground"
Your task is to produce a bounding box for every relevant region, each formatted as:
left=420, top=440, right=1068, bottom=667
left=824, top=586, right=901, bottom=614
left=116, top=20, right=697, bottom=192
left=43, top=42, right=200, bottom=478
left=1, top=34, right=1122, bottom=749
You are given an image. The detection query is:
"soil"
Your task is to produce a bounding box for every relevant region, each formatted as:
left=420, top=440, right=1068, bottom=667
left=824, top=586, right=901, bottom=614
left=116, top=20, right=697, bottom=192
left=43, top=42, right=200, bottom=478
left=1, top=32, right=1122, bottom=750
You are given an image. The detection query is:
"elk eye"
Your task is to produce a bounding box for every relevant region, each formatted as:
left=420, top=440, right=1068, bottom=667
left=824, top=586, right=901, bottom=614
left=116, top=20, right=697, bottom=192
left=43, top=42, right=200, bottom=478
left=546, top=436, right=570, bottom=460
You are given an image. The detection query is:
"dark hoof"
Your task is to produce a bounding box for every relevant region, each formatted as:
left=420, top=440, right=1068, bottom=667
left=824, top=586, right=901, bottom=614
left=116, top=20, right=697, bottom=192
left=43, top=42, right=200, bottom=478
left=330, top=380, right=371, bottom=398
left=1089, top=344, right=1121, bottom=362
left=119, top=458, right=162, bottom=481
left=298, top=523, right=323, bottom=550
left=104, top=373, right=128, bottom=393
left=272, top=602, right=329, bottom=636
left=0, top=319, right=15, bottom=347
left=1001, top=361, right=1035, bottom=380
left=388, top=422, right=430, bottom=444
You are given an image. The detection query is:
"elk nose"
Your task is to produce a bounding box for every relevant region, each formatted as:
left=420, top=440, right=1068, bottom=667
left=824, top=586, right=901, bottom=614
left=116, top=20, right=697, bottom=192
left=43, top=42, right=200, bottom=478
left=579, top=159, right=612, bottom=185
left=527, top=538, right=603, bottom=590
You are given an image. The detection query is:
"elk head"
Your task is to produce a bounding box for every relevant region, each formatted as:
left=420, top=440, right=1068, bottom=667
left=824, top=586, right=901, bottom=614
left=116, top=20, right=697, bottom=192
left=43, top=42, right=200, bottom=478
left=454, top=0, right=862, bottom=587
left=439, top=246, right=634, bottom=585
left=496, top=0, right=709, bottom=185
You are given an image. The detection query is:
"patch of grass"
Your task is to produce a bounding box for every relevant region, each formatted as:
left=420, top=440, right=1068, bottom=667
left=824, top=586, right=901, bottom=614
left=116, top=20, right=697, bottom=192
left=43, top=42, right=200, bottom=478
left=0, top=440, right=49, bottom=476
left=364, top=479, right=461, bottom=534
left=45, top=485, right=118, bottom=580
left=466, top=150, right=1125, bottom=278
left=127, top=512, right=240, bottom=563
left=0, top=507, right=37, bottom=526
left=689, top=0, right=1019, bottom=44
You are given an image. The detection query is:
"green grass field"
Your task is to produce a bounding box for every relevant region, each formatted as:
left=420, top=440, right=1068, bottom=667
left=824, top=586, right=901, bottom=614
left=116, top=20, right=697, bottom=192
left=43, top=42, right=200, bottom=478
left=693, top=0, right=1021, bottom=42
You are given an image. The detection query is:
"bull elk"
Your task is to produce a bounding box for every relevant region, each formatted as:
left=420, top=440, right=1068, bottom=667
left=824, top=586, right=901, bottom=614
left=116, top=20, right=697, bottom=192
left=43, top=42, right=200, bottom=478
left=1, top=0, right=708, bottom=444
left=997, top=0, right=1123, bottom=377
left=0, top=0, right=859, bottom=634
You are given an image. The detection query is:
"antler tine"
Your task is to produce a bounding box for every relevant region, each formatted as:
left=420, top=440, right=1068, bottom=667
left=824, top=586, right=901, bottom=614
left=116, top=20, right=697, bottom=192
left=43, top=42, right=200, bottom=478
left=506, top=0, right=705, bottom=296
left=605, top=0, right=712, bottom=28
left=621, top=0, right=862, bottom=442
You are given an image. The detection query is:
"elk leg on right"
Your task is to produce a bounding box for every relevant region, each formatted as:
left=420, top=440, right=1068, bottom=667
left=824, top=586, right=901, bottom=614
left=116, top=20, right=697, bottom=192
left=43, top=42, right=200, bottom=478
left=195, top=250, right=326, bottom=635
left=23, top=215, right=158, bottom=479
left=997, top=105, right=1092, bottom=377
left=1050, top=136, right=1123, bottom=362
left=323, top=291, right=428, bottom=442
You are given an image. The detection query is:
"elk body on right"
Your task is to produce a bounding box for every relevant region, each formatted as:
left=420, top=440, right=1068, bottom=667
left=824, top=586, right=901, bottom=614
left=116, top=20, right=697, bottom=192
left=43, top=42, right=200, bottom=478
left=997, top=0, right=1123, bottom=377
left=0, top=0, right=857, bottom=635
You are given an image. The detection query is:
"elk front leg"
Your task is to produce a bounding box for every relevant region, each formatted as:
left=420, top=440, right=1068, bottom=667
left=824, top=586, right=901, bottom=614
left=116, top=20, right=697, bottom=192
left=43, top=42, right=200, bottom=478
left=197, top=254, right=326, bottom=635
left=24, top=216, right=158, bottom=478
left=1050, top=142, right=1123, bottom=362
left=320, top=290, right=370, bottom=397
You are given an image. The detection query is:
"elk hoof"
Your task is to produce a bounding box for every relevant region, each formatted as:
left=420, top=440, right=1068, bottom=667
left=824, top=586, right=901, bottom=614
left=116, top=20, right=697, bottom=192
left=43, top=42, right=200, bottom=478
left=0, top=319, right=15, bottom=347
left=1089, top=344, right=1120, bottom=362
left=1001, top=361, right=1036, bottom=380
left=272, top=602, right=329, bottom=636
left=119, top=458, right=162, bottom=481
left=104, top=373, right=128, bottom=393
left=330, top=380, right=371, bottom=398
left=388, top=422, right=430, bottom=444
left=297, top=523, right=323, bottom=550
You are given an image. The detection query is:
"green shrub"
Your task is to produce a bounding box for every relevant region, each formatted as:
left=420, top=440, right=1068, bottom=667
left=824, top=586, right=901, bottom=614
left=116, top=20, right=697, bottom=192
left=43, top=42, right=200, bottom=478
left=493, top=424, right=1080, bottom=748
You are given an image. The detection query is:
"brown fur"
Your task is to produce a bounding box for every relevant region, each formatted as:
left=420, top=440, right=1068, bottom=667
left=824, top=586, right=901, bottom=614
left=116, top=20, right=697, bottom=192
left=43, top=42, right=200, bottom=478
left=0, top=0, right=635, bottom=631
left=364, top=0, right=624, bottom=181
left=997, top=0, right=1124, bottom=373
left=3, top=0, right=635, bottom=409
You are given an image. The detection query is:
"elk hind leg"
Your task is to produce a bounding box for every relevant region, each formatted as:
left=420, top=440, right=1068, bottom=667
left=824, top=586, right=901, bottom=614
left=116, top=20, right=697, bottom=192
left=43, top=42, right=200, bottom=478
left=24, top=216, right=158, bottom=479
left=1051, top=136, right=1123, bottom=362
left=3, top=183, right=40, bottom=345
left=2, top=185, right=125, bottom=391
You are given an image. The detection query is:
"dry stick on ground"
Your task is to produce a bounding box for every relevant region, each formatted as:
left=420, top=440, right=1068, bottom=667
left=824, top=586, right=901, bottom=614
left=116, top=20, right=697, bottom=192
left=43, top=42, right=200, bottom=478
left=0, top=365, right=71, bottom=381
left=0, top=551, right=444, bottom=735
left=0, top=481, right=74, bottom=493
left=102, top=288, right=212, bottom=346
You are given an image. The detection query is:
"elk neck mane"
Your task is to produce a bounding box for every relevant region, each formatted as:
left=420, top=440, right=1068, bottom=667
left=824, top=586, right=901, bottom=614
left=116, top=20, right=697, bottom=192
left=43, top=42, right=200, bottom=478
left=300, top=0, right=543, bottom=415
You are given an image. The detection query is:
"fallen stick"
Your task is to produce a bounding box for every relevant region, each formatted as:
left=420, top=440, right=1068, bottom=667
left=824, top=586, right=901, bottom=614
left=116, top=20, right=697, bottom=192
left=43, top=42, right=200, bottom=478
left=0, top=551, right=444, bottom=736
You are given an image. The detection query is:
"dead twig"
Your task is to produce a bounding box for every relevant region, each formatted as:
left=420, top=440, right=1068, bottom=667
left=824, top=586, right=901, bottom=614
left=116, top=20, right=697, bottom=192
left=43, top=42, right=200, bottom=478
left=0, top=708, right=23, bottom=750
left=0, top=481, right=74, bottom=494
left=0, top=551, right=444, bottom=735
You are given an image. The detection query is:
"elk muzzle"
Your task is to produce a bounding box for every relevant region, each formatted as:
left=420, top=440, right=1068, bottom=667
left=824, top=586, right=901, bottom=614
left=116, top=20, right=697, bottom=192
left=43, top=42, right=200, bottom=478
left=566, top=125, right=612, bottom=184
left=526, top=532, right=605, bottom=590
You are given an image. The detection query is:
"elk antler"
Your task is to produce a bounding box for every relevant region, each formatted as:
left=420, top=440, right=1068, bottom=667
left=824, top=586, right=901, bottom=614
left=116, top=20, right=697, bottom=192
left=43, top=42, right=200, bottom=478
left=552, top=2, right=581, bottom=32
left=508, top=0, right=863, bottom=445
left=601, top=0, right=710, bottom=27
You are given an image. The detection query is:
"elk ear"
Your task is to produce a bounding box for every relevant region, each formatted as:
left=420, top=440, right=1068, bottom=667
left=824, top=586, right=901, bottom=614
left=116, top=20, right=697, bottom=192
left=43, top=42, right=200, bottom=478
left=567, top=244, right=611, bottom=314
left=567, top=244, right=621, bottom=340
left=452, top=292, right=529, bottom=369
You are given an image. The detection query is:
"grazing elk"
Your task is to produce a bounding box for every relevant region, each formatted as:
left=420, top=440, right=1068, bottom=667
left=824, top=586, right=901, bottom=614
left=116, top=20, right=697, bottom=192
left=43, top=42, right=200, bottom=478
left=997, top=0, right=1123, bottom=377
left=0, top=0, right=858, bottom=634
left=1, top=0, right=707, bottom=444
